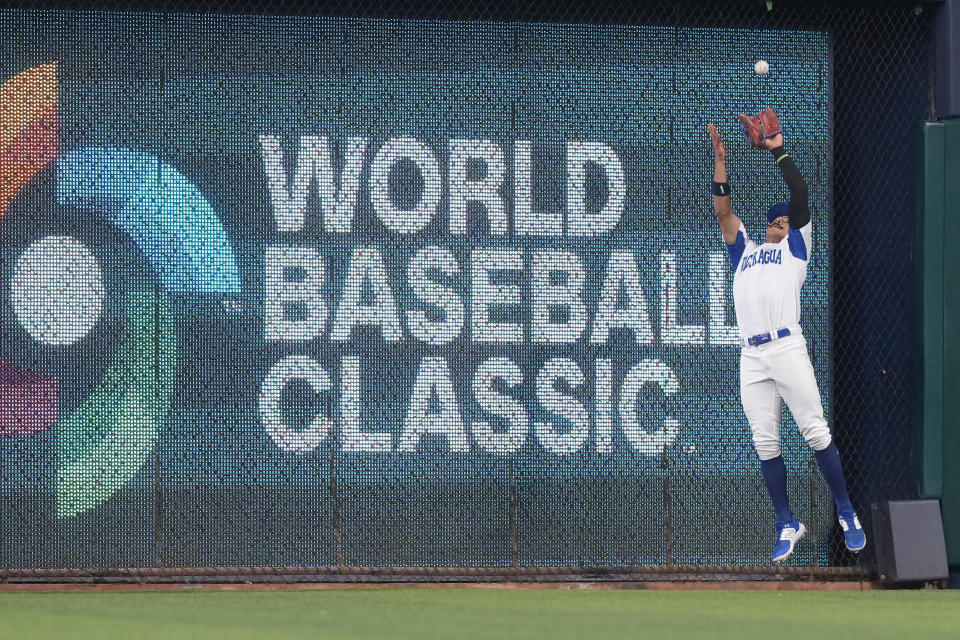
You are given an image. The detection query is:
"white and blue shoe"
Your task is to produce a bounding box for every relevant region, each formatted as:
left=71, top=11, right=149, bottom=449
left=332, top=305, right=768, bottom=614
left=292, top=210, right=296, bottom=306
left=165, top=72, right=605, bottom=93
left=839, top=511, right=866, bottom=552
left=771, top=519, right=806, bottom=563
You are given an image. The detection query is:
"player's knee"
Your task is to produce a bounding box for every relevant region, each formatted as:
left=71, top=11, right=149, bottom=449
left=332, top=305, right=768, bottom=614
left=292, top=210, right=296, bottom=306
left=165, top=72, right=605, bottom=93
left=751, top=433, right=781, bottom=460
left=800, top=424, right=832, bottom=451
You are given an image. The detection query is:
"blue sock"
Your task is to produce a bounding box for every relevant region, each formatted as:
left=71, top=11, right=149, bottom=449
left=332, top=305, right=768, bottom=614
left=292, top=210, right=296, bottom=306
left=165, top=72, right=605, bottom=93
left=814, top=441, right=854, bottom=513
left=760, top=456, right=794, bottom=524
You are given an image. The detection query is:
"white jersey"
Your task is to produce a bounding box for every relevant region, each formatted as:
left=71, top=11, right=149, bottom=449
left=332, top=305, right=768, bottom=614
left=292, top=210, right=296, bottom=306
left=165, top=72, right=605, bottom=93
left=727, top=221, right=813, bottom=340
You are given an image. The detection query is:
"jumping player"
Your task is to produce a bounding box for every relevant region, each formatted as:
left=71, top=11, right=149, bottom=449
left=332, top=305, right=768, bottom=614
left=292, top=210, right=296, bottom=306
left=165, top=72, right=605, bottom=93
left=707, top=109, right=866, bottom=563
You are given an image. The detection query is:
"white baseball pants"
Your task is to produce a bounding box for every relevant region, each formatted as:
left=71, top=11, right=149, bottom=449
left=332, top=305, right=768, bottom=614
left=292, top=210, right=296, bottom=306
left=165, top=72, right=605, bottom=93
left=739, top=330, right=832, bottom=460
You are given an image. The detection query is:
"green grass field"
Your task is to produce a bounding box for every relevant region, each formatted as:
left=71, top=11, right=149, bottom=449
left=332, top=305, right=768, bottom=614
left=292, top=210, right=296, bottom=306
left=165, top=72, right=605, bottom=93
left=1, top=588, right=958, bottom=639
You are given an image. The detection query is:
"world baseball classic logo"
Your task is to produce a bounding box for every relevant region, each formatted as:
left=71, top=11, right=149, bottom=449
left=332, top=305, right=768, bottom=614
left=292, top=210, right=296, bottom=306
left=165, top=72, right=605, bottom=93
left=0, top=63, right=241, bottom=518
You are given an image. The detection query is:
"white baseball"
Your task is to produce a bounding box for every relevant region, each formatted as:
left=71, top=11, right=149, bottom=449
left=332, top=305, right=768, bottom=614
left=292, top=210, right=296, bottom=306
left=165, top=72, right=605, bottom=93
left=754, top=59, right=769, bottom=75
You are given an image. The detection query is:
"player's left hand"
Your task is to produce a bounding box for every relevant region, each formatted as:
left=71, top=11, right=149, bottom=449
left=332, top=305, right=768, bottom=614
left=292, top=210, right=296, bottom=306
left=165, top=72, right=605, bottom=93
left=763, top=133, right=784, bottom=149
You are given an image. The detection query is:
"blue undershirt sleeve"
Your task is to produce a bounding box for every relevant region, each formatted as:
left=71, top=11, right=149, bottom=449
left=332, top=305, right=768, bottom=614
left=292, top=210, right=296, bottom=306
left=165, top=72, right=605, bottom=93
left=787, top=227, right=808, bottom=261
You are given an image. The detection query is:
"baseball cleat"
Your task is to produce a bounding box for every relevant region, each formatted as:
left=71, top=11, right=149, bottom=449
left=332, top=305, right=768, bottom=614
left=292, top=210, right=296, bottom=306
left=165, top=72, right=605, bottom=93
left=758, top=107, right=782, bottom=138
left=838, top=511, right=866, bottom=552
left=771, top=519, right=806, bottom=563
left=739, top=113, right=765, bottom=149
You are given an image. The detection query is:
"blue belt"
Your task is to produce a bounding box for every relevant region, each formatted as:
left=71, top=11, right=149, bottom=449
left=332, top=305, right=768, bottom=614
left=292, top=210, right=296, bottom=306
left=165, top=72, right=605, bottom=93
left=742, top=327, right=792, bottom=347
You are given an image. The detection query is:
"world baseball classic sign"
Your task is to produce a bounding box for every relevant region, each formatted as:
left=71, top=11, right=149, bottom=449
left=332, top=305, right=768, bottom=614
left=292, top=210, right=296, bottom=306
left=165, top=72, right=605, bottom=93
left=0, top=12, right=831, bottom=567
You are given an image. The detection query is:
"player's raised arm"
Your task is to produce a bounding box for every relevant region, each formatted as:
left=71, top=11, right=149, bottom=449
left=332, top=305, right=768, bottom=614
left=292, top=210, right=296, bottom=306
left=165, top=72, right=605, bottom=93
left=759, top=109, right=810, bottom=229
left=708, top=124, right=741, bottom=244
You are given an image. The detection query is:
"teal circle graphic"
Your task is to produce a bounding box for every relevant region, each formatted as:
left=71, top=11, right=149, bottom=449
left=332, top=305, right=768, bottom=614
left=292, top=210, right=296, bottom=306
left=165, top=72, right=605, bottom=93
left=52, top=147, right=240, bottom=518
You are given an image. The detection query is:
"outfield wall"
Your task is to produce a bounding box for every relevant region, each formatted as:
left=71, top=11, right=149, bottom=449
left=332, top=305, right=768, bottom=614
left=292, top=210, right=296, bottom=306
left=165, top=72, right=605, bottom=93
left=0, top=1, right=931, bottom=573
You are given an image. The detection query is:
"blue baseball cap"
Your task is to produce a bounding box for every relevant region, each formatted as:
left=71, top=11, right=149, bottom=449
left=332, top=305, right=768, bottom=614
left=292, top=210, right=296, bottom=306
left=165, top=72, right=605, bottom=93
left=767, top=202, right=789, bottom=224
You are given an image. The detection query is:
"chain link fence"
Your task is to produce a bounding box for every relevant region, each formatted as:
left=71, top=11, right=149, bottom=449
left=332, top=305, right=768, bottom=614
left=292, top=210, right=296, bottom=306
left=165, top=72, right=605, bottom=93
left=0, top=1, right=931, bottom=580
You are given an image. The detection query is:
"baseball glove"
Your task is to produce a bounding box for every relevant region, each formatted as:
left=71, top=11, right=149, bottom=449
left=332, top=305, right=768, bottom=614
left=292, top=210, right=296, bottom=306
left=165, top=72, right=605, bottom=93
left=738, top=113, right=765, bottom=149
left=758, top=107, right=782, bottom=139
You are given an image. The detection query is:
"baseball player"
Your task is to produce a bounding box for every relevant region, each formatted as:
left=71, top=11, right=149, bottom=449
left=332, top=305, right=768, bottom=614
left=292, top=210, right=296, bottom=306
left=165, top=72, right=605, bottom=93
left=707, top=108, right=866, bottom=562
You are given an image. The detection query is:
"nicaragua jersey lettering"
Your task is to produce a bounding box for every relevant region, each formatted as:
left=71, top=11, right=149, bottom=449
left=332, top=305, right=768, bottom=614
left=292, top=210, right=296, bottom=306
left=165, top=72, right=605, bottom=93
left=726, top=221, right=813, bottom=339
